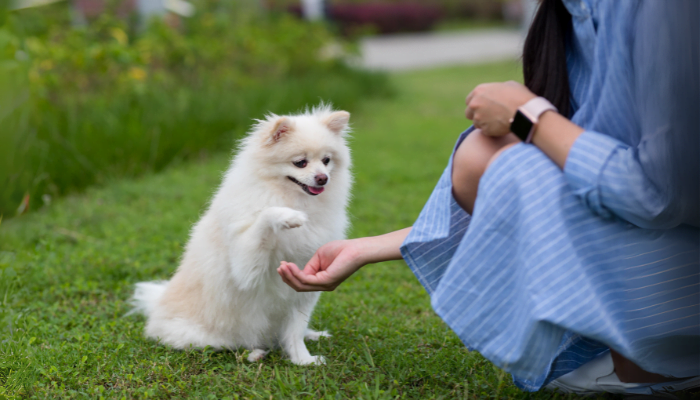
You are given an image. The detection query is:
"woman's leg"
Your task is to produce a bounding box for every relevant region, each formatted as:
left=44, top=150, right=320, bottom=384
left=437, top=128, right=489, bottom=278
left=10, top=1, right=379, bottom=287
left=455, top=131, right=678, bottom=384
left=610, top=349, right=679, bottom=383
left=451, top=129, right=519, bottom=214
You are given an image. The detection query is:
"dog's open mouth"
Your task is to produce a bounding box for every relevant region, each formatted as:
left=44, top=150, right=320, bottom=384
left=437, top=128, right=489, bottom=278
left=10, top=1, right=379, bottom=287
left=287, top=176, right=324, bottom=196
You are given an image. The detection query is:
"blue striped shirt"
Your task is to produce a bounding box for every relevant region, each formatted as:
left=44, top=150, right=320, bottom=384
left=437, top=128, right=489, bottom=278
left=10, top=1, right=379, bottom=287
left=401, top=0, right=699, bottom=391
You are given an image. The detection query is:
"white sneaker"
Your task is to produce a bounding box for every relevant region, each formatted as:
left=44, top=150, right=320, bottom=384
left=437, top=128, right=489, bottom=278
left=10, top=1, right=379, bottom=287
left=545, top=352, right=700, bottom=395
left=640, top=375, right=700, bottom=395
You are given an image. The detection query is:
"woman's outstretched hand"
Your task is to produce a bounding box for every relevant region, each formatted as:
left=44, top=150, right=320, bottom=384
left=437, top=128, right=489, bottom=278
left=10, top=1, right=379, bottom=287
left=278, top=240, right=366, bottom=292
left=278, top=227, right=412, bottom=292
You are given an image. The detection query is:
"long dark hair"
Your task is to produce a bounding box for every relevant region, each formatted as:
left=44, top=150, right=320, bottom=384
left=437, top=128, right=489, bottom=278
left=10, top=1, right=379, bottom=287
left=522, top=0, right=573, bottom=117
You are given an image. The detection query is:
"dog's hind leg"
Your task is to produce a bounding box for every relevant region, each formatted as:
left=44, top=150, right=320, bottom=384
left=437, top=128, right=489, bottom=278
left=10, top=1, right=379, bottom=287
left=145, top=316, right=229, bottom=350
left=247, top=349, right=269, bottom=362
left=228, top=207, right=307, bottom=290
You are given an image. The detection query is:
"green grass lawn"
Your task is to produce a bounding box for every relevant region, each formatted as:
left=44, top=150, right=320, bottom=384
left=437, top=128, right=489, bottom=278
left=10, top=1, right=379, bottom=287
left=1, top=61, right=605, bottom=399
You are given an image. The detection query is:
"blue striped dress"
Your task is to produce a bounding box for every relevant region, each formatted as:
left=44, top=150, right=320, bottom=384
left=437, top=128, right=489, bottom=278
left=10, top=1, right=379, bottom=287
left=400, top=0, right=699, bottom=391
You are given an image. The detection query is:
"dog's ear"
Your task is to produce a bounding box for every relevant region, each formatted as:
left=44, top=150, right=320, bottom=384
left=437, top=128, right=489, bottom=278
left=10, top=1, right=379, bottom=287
left=324, top=111, right=350, bottom=135
left=268, top=117, right=294, bottom=144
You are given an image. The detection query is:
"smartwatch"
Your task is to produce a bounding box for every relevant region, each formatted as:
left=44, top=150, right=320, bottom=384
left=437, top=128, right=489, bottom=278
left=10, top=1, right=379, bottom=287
left=509, top=97, right=558, bottom=143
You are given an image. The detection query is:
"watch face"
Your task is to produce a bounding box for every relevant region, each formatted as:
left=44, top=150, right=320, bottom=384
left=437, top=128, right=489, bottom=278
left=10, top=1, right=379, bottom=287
left=511, top=110, right=533, bottom=142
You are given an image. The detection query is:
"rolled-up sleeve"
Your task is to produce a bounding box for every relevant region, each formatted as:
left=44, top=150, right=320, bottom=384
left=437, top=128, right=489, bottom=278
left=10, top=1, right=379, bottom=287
left=563, top=131, right=620, bottom=220
left=564, top=130, right=685, bottom=229
left=563, top=1, right=699, bottom=230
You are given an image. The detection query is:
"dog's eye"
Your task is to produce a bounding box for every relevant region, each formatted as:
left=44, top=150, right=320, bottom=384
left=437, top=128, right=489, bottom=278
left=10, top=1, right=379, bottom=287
left=293, top=159, right=307, bottom=168
left=322, top=157, right=331, bottom=166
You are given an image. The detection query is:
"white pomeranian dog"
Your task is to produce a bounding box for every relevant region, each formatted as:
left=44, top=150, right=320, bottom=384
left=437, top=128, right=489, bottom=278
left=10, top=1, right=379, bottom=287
left=130, top=104, right=351, bottom=365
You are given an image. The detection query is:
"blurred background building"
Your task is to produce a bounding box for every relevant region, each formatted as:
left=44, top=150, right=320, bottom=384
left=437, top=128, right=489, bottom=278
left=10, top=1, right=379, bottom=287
left=12, top=0, right=535, bottom=33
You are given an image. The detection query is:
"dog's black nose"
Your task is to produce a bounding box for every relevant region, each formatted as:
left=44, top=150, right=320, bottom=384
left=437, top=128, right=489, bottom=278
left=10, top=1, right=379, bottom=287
left=315, top=174, right=328, bottom=186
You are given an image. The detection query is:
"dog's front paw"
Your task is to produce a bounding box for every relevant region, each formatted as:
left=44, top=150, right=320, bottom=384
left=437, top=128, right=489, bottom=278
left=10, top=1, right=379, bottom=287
left=291, top=355, right=325, bottom=366
left=305, top=330, right=331, bottom=341
left=269, top=207, right=307, bottom=230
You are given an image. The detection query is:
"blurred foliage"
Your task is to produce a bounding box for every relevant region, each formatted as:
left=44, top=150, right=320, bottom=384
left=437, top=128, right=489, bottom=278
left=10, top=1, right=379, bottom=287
left=0, top=0, right=390, bottom=218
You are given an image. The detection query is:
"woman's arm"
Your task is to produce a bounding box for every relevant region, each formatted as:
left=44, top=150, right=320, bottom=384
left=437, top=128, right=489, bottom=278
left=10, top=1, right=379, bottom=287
left=277, top=227, right=411, bottom=292
left=529, top=111, right=584, bottom=169
left=465, top=76, right=698, bottom=229
left=464, top=80, right=583, bottom=169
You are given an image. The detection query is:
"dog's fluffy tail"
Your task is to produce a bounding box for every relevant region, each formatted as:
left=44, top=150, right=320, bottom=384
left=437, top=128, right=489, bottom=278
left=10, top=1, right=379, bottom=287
left=127, top=281, right=168, bottom=317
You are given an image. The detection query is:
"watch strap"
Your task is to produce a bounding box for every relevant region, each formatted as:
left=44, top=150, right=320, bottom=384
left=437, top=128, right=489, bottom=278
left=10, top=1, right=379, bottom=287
left=513, top=97, right=558, bottom=143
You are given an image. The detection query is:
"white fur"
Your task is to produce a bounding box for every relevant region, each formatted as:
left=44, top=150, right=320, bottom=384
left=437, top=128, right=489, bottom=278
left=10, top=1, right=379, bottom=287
left=131, top=105, right=351, bottom=365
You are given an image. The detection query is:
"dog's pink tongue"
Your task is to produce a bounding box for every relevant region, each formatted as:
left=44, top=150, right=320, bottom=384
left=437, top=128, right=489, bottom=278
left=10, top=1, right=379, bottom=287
left=309, top=186, right=325, bottom=195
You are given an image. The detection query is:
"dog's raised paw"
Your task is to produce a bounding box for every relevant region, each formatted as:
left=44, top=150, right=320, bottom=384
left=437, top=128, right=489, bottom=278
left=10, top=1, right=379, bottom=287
left=275, top=208, right=308, bottom=230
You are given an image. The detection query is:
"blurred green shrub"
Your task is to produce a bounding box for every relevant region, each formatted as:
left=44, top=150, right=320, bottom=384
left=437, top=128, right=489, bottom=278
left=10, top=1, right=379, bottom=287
left=0, top=1, right=389, bottom=217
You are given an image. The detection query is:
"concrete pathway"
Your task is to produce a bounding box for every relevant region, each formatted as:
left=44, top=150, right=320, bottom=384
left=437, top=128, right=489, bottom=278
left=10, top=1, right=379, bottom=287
left=359, top=28, right=523, bottom=71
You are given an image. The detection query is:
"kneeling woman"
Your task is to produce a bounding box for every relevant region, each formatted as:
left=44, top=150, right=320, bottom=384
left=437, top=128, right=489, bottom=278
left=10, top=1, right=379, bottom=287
left=278, top=0, right=699, bottom=394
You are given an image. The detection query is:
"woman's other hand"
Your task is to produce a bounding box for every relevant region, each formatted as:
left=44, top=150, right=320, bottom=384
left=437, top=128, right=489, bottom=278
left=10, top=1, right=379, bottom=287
left=465, top=81, right=536, bottom=137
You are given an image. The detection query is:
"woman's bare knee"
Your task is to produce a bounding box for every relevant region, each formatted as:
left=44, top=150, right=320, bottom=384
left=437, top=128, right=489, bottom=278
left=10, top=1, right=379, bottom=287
left=486, top=142, right=519, bottom=170
left=451, top=130, right=519, bottom=214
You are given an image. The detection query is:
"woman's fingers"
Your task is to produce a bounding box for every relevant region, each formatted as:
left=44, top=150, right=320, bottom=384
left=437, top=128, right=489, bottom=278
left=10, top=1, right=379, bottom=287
left=290, top=264, right=338, bottom=290
left=277, top=263, right=320, bottom=292
left=465, top=86, right=476, bottom=105
left=465, top=106, right=475, bottom=121
left=301, top=252, right=323, bottom=275
left=277, top=264, right=298, bottom=288
left=465, top=83, right=488, bottom=106
left=288, top=262, right=320, bottom=284
left=278, top=261, right=334, bottom=292
left=465, top=88, right=478, bottom=120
